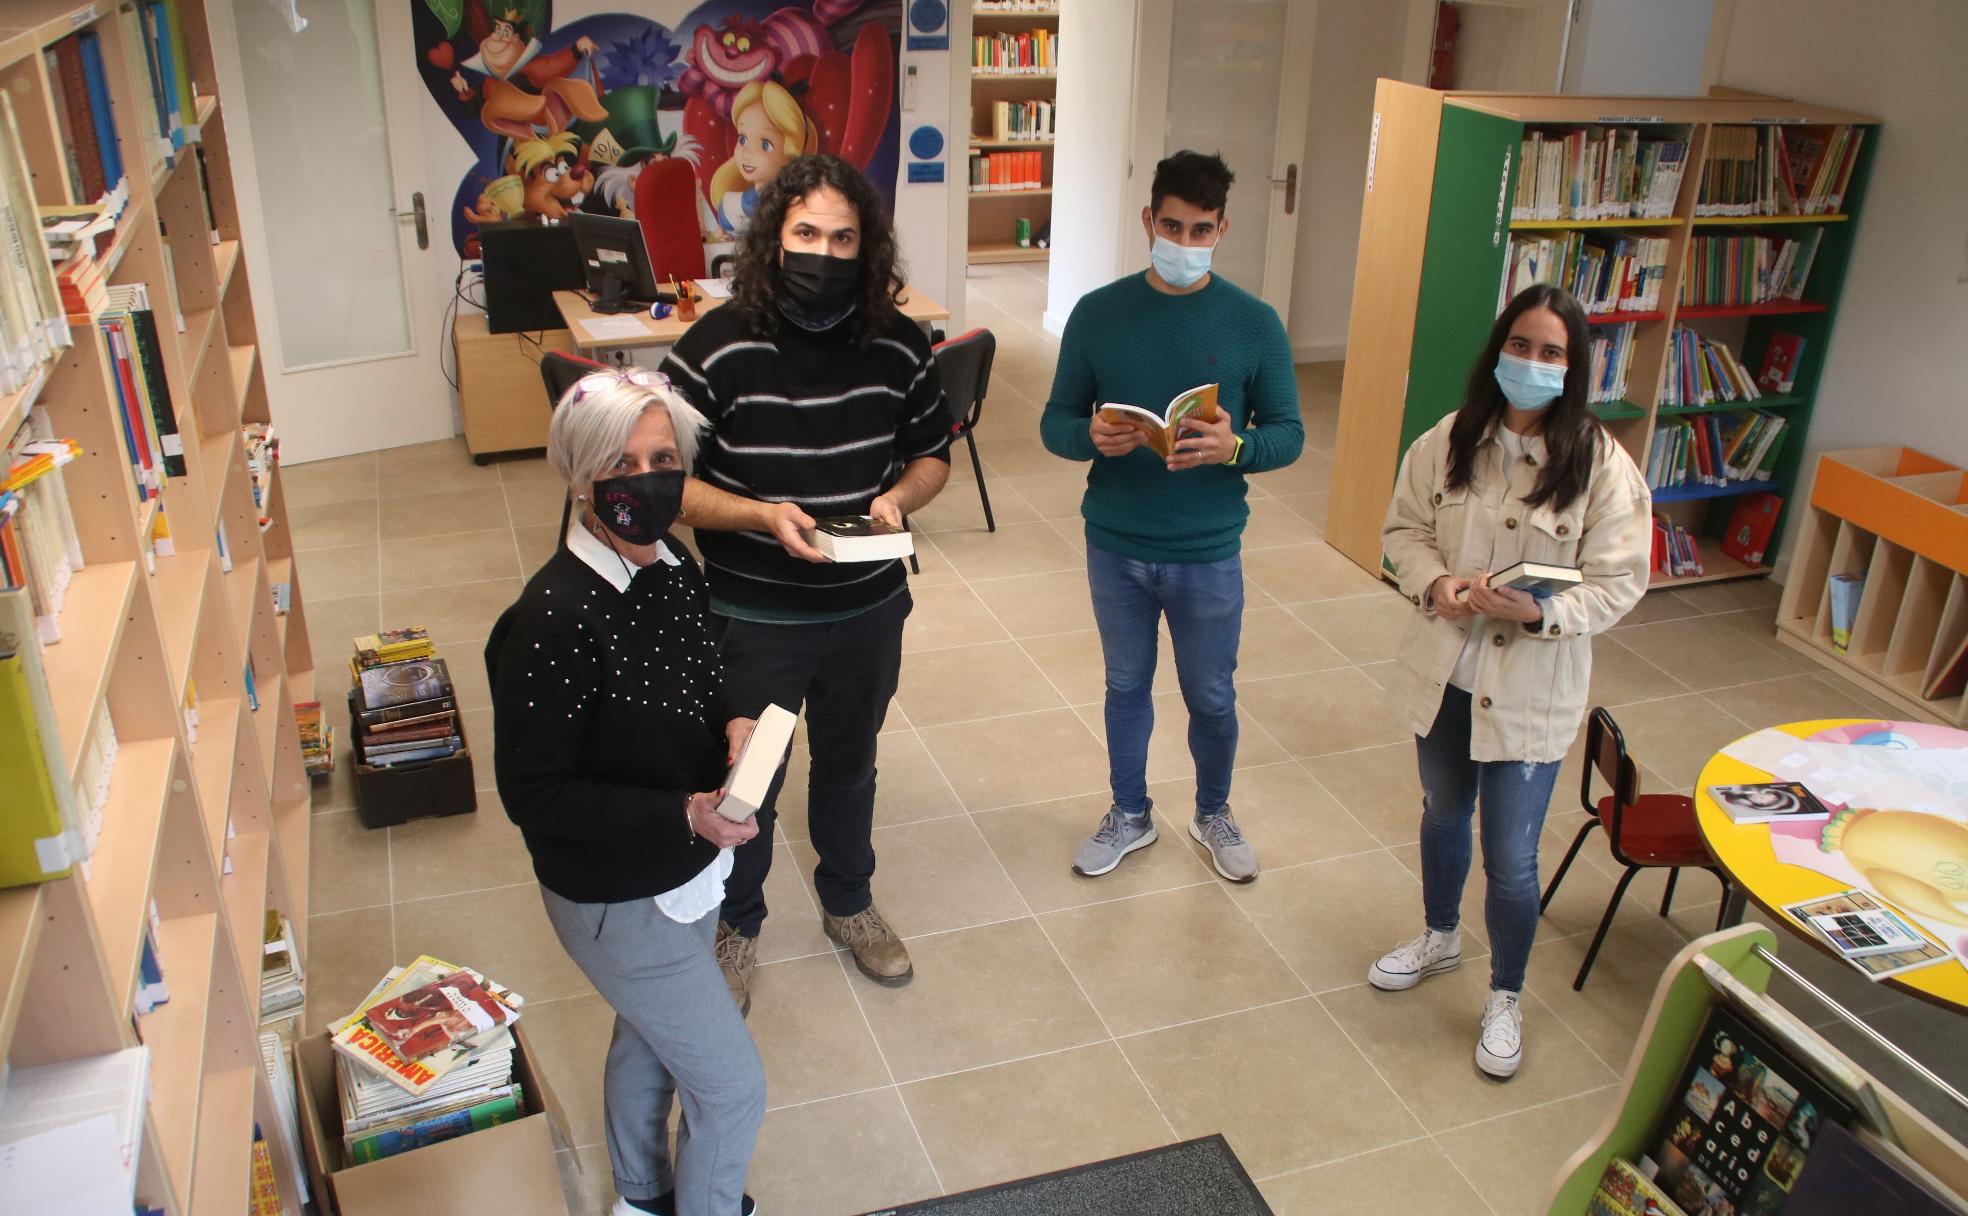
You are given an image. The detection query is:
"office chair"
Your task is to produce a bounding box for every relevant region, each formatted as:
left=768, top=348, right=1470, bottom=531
left=932, top=328, right=998, bottom=532
left=539, top=350, right=611, bottom=544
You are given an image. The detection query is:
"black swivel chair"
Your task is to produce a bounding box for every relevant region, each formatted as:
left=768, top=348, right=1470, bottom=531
left=931, top=328, right=998, bottom=533
left=540, top=350, right=611, bottom=543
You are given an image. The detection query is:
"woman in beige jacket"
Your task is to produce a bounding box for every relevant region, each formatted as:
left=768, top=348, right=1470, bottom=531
left=1368, top=284, right=1651, bottom=1080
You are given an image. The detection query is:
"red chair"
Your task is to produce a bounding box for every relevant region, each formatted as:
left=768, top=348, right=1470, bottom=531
left=1540, top=707, right=1731, bottom=990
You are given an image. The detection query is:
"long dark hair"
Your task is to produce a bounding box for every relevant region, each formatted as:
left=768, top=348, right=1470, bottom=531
left=1445, top=284, right=1601, bottom=511
left=729, top=154, right=907, bottom=346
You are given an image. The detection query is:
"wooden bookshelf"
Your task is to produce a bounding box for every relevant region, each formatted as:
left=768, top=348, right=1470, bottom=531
left=965, top=1, right=1057, bottom=266
left=0, top=3, right=314, bottom=1214
left=1327, top=84, right=1878, bottom=592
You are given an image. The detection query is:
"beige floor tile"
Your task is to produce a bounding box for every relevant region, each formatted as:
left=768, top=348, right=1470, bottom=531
left=774, top=730, right=964, bottom=842
left=1152, top=760, right=1377, bottom=872
left=1271, top=492, right=1330, bottom=534
left=292, top=499, right=380, bottom=553
left=1320, top=968, right=1618, bottom=1132
left=967, top=435, right=1065, bottom=480
left=555, top=1141, right=614, bottom=1216
left=1241, top=542, right=1386, bottom=605
left=283, top=453, right=378, bottom=509
left=1289, top=596, right=1413, bottom=666
left=1612, top=613, right=1813, bottom=692
left=1593, top=693, right=1748, bottom=791
left=747, top=953, right=891, bottom=1107
left=856, top=918, right=1106, bottom=1082
left=1703, top=672, right=1898, bottom=728
left=901, top=1042, right=1171, bottom=1195
left=447, top=647, right=492, bottom=710
left=1249, top=449, right=1334, bottom=496
left=1122, top=997, right=1423, bottom=1178
left=304, top=595, right=382, bottom=664
left=1302, top=743, right=1424, bottom=847
left=897, top=640, right=1065, bottom=726
left=294, top=544, right=381, bottom=599
left=376, top=444, right=506, bottom=498
left=1018, top=629, right=1177, bottom=706
left=380, top=527, right=521, bottom=591
left=309, top=744, right=360, bottom=812
left=997, top=468, right=1090, bottom=519
left=379, top=488, right=512, bottom=541
left=789, top=814, right=1027, bottom=938
left=901, top=584, right=1010, bottom=654
left=302, top=905, right=395, bottom=1034
left=522, top=992, right=614, bottom=1148
left=748, top=1087, right=941, bottom=1215
left=917, top=708, right=1109, bottom=811
left=973, top=793, right=1214, bottom=914
left=1041, top=884, right=1304, bottom=1035
left=1235, top=606, right=1350, bottom=676
left=1232, top=851, right=1434, bottom=991
left=1071, top=694, right=1289, bottom=787
left=1046, top=516, right=1089, bottom=557
left=1259, top=1138, right=1483, bottom=1216
left=1243, top=498, right=1320, bottom=550
left=754, top=841, right=836, bottom=965
left=1525, top=915, right=1700, bottom=1069
left=381, top=577, right=523, bottom=646
left=1434, top=1087, right=1621, bottom=1214
left=1240, top=667, right=1410, bottom=758
left=932, top=521, right=1082, bottom=581
left=462, top=707, right=496, bottom=788
left=1586, top=633, right=1692, bottom=707
left=910, top=478, right=1040, bottom=534
left=307, top=809, right=393, bottom=915
left=505, top=477, right=576, bottom=531
left=514, top=524, right=561, bottom=571
left=967, top=569, right=1094, bottom=638
left=1673, top=577, right=1784, bottom=615
left=389, top=792, right=537, bottom=902
left=902, top=532, right=964, bottom=589
left=1619, top=589, right=1703, bottom=625
left=392, top=882, right=595, bottom=1003
left=498, top=453, right=561, bottom=484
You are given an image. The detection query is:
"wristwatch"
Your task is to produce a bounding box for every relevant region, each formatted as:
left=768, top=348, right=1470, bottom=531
left=1223, top=434, right=1246, bottom=467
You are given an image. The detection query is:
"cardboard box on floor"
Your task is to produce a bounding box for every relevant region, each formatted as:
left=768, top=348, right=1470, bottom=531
left=295, top=1021, right=575, bottom=1216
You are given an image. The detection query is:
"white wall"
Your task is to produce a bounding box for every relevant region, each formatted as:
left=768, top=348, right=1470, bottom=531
left=1043, top=0, right=1142, bottom=335
left=1562, top=0, right=1713, bottom=95
left=1710, top=0, right=1968, bottom=569
left=1284, top=0, right=1409, bottom=362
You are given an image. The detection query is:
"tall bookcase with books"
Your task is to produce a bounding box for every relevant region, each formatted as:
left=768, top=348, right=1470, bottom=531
left=1327, top=83, right=1879, bottom=590
left=0, top=1, right=314, bottom=1213
left=967, top=0, right=1058, bottom=265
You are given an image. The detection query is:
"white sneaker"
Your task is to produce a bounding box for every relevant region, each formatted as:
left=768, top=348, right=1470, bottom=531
left=1367, top=928, right=1461, bottom=991
left=1476, top=989, right=1523, bottom=1079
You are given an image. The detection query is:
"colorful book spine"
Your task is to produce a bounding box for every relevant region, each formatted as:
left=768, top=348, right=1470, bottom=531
left=346, top=1089, right=526, bottom=1163
left=76, top=33, right=125, bottom=191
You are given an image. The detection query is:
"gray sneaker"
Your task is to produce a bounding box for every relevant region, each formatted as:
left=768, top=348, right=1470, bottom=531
left=1189, top=809, right=1257, bottom=882
left=1072, top=803, right=1158, bottom=877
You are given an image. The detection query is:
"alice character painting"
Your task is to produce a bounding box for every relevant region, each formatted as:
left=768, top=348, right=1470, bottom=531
left=708, top=80, right=814, bottom=235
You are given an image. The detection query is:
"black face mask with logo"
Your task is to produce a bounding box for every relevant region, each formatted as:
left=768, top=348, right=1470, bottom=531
left=589, top=469, right=684, bottom=547
left=777, top=250, right=861, bottom=331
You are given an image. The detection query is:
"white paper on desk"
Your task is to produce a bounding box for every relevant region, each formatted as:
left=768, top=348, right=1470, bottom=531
left=583, top=315, right=653, bottom=341
left=694, top=277, right=733, bottom=299
left=1723, top=731, right=1968, bottom=816
left=0, top=1114, right=131, bottom=1215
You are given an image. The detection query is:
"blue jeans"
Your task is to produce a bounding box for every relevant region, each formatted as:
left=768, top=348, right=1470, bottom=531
left=1416, top=686, right=1560, bottom=993
left=1087, top=544, right=1243, bottom=818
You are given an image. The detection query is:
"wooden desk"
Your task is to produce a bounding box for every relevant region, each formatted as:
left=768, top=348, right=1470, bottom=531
left=1696, top=717, right=1968, bottom=1014
left=453, top=311, right=570, bottom=459
left=553, top=285, right=950, bottom=352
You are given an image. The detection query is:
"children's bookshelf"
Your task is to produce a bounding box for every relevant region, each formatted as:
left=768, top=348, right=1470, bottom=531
left=1327, top=83, right=1879, bottom=590
left=0, top=1, right=313, bottom=1213
left=966, top=1, right=1058, bottom=265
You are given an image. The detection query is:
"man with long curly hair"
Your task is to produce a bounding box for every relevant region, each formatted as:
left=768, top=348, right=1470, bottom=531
left=661, top=155, right=951, bottom=1014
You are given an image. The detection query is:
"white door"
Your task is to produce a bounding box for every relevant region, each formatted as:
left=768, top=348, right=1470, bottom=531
left=204, top=0, right=452, bottom=462
left=1125, top=0, right=1318, bottom=326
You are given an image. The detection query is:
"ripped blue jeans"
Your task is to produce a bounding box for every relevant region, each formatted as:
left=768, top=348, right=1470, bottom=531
left=1416, top=685, right=1561, bottom=993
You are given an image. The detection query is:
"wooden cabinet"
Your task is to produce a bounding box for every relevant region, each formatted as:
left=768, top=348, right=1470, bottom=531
left=454, top=312, right=570, bottom=460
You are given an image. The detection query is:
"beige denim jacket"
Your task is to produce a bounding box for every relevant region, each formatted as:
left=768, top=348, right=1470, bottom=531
left=1380, top=412, right=1652, bottom=762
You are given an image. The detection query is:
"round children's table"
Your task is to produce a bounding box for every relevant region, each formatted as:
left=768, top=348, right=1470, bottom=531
left=1695, top=717, right=1968, bottom=1015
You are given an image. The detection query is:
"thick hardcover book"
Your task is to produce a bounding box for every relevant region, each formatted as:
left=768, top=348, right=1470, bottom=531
left=356, top=657, right=455, bottom=725
left=129, top=309, right=184, bottom=476
left=50, top=38, right=104, bottom=203
left=76, top=33, right=124, bottom=191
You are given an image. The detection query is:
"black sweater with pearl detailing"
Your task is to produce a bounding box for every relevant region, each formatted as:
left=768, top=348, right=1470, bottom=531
left=485, top=541, right=734, bottom=903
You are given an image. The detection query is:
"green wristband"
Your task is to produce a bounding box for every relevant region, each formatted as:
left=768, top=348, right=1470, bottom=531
left=1223, top=434, right=1246, bottom=467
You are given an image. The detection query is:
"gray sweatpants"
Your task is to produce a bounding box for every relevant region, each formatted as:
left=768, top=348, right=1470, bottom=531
left=542, top=886, right=766, bottom=1215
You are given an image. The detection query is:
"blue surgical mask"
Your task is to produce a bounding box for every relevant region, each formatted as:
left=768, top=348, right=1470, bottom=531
left=1493, top=351, right=1566, bottom=412
left=1150, top=236, right=1214, bottom=289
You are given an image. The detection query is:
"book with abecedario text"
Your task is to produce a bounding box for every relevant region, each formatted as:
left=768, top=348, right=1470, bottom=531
left=802, top=515, right=915, bottom=562
left=1097, top=383, right=1220, bottom=459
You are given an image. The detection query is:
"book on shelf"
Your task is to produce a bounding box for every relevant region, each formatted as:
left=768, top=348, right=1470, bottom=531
left=986, top=98, right=1055, bottom=142
left=297, top=699, right=335, bottom=776
left=972, top=28, right=1057, bottom=72
left=1511, top=128, right=1689, bottom=222
left=717, top=702, right=798, bottom=821
left=1499, top=231, right=1668, bottom=316
left=0, top=587, right=87, bottom=888
left=245, top=422, right=278, bottom=509
left=1588, top=1155, right=1686, bottom=1216
left=1646, top=410, right=1788, bottom=492
left=258, top=1030, right=313, bottom=1205
left=1786, top=1119, right=1968, bottom=1215
left=262, top=909, right=305, bottom=1023
left=244, top=654, right=261, bottom=712
left=3, top=421, right=87, bottom=646
left=135, top=924, right=171, bottom=1014
left=1757, top=332, right=1806, bottom=394
left=1096, top=382, right=1220, bottom=460
left=0, top=1046, right=152, bottom=1211
left=1588, top=322, right=1638, bottom=404
left=1680, top=228, right=1824, bottom=307
left=801, top=515, right=916, bottom=562
left=1719, top=493, right=1782, bottom=567
left=0, top=93, right=75, bottom=393
left=1652, top=515, right=1705, bottom=579
left=249, top=1128, right=280, bottom=1216
left=1660, top=327, right=1761, bottom=410
left=44, top=32, right=127, bottom=211
left=1695, top=124, right=1864, bottom=218
left=1827, top=571, right=1864, bottom=653
left=970, top=149, right=1044, bottom=192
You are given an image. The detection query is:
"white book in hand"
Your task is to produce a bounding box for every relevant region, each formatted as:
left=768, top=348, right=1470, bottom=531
left=803, top=516, right=915, bottom=562
left=715, top=703, right=798, bottom=822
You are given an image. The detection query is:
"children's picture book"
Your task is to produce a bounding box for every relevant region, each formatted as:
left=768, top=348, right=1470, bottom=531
left=1782, top=889, right=1953, bottom=979
left=802, top=515, right=915, bottom=562
left=1707, top=781, right=1833, bottom=826
left=1757, top=333, right=1805, bottom=394
left=1589, top=1156, right=1689, bottom=1216
left=1828, top=573, right=1864, bottom=654
left=1721, top=493, right=1783, bottom=568
left=1646, top=1002, right=1853, bottom=1216
left=1096, top=382, right=1220, bottom=459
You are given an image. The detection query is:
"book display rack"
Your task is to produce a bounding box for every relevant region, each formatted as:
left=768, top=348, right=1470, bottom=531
left=967, top=1, right=1058, bottom=265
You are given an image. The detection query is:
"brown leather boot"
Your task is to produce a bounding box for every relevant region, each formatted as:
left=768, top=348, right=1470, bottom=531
left=715, top=920, right=757, bottom=1017
left=823, top=905, right=912, bottom=985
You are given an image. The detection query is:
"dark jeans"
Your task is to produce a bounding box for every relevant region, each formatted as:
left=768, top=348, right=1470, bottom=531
left=1415, top=685, right=1561, bottom=993
left=712, top=590, right=911, bottom=937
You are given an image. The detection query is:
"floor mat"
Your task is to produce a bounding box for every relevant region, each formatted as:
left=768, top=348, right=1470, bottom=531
left=858, top=1135, right=1272, bottom=1216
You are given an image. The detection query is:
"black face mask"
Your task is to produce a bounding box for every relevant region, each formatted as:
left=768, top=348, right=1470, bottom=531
left=778, top=250, right=860, bottom=328
left=589, top=469, right=684, bottom=547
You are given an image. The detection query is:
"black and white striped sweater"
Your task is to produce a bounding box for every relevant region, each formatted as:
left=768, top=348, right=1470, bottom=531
left=662, top=305, right=953, bottom=618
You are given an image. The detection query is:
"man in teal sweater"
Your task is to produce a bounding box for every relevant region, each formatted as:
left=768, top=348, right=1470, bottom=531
left=1041, top=150, right=1303, bottom=883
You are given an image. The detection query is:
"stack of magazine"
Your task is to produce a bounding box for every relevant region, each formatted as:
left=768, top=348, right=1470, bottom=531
left=329, top=955, right=526, bottom=1164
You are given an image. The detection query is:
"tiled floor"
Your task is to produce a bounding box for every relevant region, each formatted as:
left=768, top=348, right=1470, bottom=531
left=294, top=263, right=1966, bottom=1215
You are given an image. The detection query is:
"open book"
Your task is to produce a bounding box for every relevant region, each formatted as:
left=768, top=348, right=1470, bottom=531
left=1097, top=383, right=1219, bottom=459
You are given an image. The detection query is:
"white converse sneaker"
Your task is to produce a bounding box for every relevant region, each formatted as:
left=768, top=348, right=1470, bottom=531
left=1367, top=928, right=1461, bottom=991
left=1476, top=989, right=1523, bottom=1079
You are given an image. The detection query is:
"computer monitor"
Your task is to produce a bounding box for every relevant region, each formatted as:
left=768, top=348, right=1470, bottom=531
left=478, top=221, right=583, bottom=334
left=570, top=212, right=665, bottom=314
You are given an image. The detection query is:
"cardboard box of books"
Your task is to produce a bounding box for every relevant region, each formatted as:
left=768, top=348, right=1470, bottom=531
left=294, top=997, right=572, bottom=1215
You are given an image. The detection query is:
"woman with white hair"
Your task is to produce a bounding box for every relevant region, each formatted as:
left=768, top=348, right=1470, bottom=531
left=485, top=367, right=765, bottom=1216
